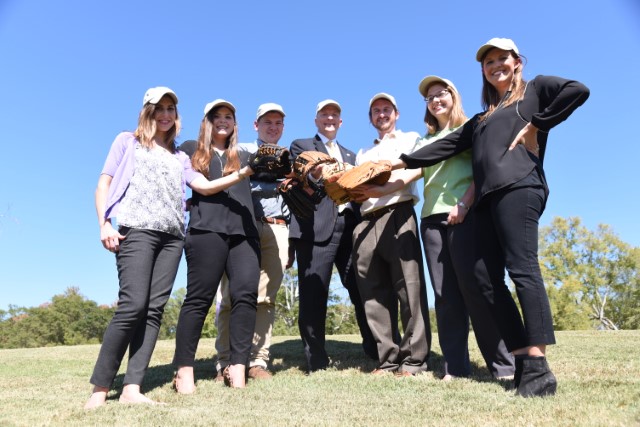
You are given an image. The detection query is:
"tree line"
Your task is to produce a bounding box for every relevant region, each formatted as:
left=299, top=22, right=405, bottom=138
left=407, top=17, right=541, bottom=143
left=1, top=216, right=638, bottom=349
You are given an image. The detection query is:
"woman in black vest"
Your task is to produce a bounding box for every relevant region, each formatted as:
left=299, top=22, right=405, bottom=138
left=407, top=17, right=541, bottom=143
left=390, top=38, right=589, bottom=397
left=173, top=100, right=259, bottom=390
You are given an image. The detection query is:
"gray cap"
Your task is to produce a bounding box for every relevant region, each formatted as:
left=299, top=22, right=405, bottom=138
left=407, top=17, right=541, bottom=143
left=369, top=92, right=397, bottom=109
left=143, top=86, right=178, bottom=105
left=316, top=99, right=341, bottom=113
left=256, top=102, right=285, bottom=120
left=418, top=76, right=458, bottom=98
left=203, top=99, right=236, bottom=117
left=476, top=37, right=520, bottom=62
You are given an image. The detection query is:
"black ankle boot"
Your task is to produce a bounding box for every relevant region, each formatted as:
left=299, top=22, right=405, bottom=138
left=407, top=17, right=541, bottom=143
left=514, top=355, right=525, bottom=388
left=516, top=356, right=557, bottom=397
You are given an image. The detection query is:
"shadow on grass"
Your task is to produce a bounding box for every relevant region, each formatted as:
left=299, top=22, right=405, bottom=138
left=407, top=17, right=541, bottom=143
left=108, top=337, right=508, bottom=399
left=110, top=355, right=218, bottom=398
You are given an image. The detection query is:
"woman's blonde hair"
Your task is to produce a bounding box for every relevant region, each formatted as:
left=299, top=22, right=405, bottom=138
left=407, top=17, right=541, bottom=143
left=134, top=100, right=181, bottom=152
left=479, top=50, right=527, bottom=122
left=192, top=107, right=240, bottom=178
left=424, top=82, right=468, bottom=135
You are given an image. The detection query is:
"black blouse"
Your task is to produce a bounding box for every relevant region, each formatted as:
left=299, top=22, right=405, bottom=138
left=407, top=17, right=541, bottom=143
left=401, top=75, right=589, bottom=205
left=178, top=140, right=258, bottom=238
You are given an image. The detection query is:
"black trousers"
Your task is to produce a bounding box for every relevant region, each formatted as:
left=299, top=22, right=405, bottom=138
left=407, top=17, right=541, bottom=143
left=421, top=212, right=514, bottom=378
left=294, top=212, right=375, bottom=371
left=474, top=183, right=555, bottom=352
left=90, top=228, right=183, bottom=388
left=173, top=230, right=259, bottom=367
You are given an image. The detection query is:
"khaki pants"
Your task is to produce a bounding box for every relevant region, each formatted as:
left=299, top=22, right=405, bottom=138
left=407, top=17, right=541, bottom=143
left=215, top=221, right=289, bottom=369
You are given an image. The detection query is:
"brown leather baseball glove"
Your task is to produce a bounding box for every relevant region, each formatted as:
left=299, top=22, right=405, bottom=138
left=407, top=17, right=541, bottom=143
left=336, top=160, right=392, bottom=200
left=319, top=161, right=352, bottom=205
left=292, top=151, right=336, bottom=182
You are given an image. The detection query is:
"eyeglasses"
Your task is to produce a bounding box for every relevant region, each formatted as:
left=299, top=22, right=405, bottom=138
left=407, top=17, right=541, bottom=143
left=424, top=89, right=450, bottom=103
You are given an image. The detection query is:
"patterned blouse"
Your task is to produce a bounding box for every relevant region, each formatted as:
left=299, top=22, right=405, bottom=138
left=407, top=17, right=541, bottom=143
left=117, top=145, right=185, bottom=238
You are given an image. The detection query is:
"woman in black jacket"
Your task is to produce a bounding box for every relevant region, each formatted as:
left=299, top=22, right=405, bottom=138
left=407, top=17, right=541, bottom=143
left=172, top=100, right=259, bottom=390
left=390, top=38, right=589, bottom=397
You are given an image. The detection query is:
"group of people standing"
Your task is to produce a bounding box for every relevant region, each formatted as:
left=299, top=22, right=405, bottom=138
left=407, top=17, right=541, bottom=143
left=85, top=37, right=589, bottom=409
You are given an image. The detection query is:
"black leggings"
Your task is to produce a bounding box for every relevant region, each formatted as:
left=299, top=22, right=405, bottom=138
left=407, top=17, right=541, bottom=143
left=474, top=183, right=555, bottom=351
left=173, top=230, right=259, bottom=366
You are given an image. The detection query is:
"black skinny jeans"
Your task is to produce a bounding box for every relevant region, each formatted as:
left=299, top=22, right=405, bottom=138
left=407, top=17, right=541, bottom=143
left=90, top=228, right=183, bottom=388
left=173, top=229, right=259, bottom=367
left=474, top=182, right=556, bottom=352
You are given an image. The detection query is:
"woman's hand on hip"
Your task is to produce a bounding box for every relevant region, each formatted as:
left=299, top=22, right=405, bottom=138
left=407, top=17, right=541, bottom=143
left=509, top=122, right=539, bottom=156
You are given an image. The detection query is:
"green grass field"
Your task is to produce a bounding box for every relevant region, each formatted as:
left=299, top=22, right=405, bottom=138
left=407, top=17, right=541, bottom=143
left=0, top=331, right=638, bottom=426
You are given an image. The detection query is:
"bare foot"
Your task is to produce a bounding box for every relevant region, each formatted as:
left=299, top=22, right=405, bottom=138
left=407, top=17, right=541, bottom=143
left=84, top=386, right=108, bottom=410
left=119, top=384, right=165, bottom=405
left=173, top=366, right=196, bottom=394
left=225, top=364, right=246, bottom=388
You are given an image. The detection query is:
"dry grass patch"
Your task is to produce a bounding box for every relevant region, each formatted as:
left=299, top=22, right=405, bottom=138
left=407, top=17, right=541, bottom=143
left=0, top=331, right=638, bottom=426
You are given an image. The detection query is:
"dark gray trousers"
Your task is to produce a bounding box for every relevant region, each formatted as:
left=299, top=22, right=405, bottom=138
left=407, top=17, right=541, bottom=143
left=90, top=228, right=183, bottom=388
left=353, top=203, right=431, bottom=374
left=421, top=212, right=514, bottom=378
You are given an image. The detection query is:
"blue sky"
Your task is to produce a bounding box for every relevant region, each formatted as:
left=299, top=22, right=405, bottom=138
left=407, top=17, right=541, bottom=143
left=1, top=0, right=639, bottom=310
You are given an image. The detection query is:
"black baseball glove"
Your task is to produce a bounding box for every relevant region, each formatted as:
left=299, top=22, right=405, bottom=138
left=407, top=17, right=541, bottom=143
left=248, top=144, right=292, bottom=177
left=278, top=177, right=324, bottom=219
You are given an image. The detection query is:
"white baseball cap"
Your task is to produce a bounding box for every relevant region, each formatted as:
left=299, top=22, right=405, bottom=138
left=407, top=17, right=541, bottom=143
left=418, top=76, right=458, bottom=98
left=256, top=103, right=286, bottom=120
left=203, top=99, right=236, bottom=117
left=476, top=37, right=520, bottom=62
left=369, top=92, right=397, bottom=109
left=143, top=86, right=178, bottom=105
left=316, top=99, right=341, bottom=113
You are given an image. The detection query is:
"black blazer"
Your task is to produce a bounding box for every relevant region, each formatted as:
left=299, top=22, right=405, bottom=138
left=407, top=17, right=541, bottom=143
left=288, top=135, right=358, bottom=243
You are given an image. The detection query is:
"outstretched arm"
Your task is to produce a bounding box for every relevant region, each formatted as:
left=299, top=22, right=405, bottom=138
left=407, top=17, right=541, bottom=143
left=350, top=168, right=421, bottom=202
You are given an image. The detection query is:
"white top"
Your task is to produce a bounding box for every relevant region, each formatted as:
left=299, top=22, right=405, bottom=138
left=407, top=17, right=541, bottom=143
left=356, top=129, right=421, bottom=214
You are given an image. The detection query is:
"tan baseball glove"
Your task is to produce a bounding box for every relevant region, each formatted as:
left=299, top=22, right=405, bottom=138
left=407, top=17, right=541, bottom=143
left=319, top=161, right=352, bottom=205
left=292, top=151, right=336, bottom=182
left=336, top=160, right=392, bottom=201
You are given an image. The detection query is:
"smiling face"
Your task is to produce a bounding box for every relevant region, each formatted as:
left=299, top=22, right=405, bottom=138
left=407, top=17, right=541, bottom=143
left=426, top=83, right=452, bottom=121
left=255, top=111, right=284, bottom=145
left=315, top=105, right=342, bottom=140
left=153, top=95, right=177, bottom=136
left=369, top=98, right=397, bottom=136
left=482, top=48, right=522, bottom=96
left=209, top=106, right=236, bottom=143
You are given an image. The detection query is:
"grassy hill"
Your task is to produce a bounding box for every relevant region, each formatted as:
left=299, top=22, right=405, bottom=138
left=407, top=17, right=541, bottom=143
left=0, top=331, right=638, bottom=426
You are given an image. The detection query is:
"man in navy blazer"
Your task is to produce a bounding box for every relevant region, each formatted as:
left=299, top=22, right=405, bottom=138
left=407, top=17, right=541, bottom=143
left=288, top=99, right=376, bottom=372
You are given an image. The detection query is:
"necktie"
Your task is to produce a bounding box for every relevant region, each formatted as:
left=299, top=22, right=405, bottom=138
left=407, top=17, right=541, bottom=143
left=327, top=140, right=340, bottom=160
left=327, top=140, right=345, bottom=212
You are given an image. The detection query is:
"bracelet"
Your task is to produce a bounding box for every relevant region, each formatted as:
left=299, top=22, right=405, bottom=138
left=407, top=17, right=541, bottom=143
left=457, top=201, right=469, bottom=211
left=237, top=170, right=246, bottom=180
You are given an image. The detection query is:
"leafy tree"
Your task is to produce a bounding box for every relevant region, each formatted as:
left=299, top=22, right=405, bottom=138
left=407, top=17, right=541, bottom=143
left=274, top=268, right=299, bottom=336
left=539, top=217, right=639, bottom=330
left=159, top=287, right=186, bottom=339
left=159, top=287, right=217, bottom=339
left=0, top=287, right=114, bottom=348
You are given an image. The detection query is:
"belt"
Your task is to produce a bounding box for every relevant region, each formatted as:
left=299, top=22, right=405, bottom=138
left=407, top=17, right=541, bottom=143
left=361, top=200, right=413, bottom=221
left=257, top=216, right=286, bottom=225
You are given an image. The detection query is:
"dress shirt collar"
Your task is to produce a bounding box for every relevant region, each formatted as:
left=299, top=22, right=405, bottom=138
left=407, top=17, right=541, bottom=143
left=374, top=129, right=399, bottom=145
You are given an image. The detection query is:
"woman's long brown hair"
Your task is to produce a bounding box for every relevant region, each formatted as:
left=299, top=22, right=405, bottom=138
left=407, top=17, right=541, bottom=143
left=191, top=107, right=240, bottom=178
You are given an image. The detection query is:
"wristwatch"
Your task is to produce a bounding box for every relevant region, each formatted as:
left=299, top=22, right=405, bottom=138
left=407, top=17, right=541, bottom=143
left=457, top=201, right=469, bottom=211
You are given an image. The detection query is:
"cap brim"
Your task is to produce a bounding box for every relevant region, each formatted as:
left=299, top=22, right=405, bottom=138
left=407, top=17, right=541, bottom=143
left=418, top=76, right=457, bottom=97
